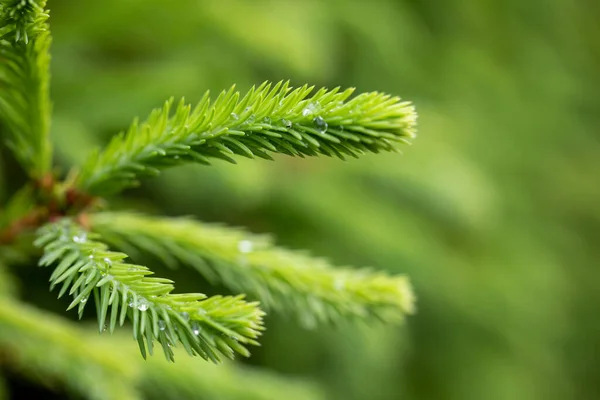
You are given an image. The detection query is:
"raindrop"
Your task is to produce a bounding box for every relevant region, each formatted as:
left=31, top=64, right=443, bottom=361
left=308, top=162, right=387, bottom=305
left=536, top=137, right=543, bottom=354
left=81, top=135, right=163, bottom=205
left=137, top=298, right=149, bottom=312
left=128, top=299, right=136, bottom=308
left=103, top=257, right=112, bottom=266
left=73, top=233, right=87, bottom=243
left=197, top=309, right=207, bottom=316
left=158, top=320, right=166, bottom=331
left=313, top=116, right=328, bottom=133
left=181, top=311, right=190, bottom=321
left=230, top=112, right=239, bottom=121
left=102, top=324, right=108, bottom=332
left=302, top=102, right=319, bottom=117
left=191, top=322, right=200, bottom=335
left=238, top=240, right=253, bottom=254
left=262, top=116, right=271, bottom=124
left=281, top=119, right=293, bottom=128
left=80, top=297, right=88, bottom=304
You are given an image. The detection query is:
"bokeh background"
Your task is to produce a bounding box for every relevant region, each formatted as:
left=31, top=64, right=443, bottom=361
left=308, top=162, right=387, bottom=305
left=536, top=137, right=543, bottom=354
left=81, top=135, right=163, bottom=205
left=2, top=0, right=600, bottom=399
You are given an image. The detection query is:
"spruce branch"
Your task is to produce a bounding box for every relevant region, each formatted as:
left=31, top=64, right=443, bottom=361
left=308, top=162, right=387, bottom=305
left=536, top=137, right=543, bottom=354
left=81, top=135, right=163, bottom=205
left=0, top=0, right=52, bottom=177
left=75, top=81, right=417, bottom=195
left=139, top=342, right=325, bottom=400
left=34, top=219, right=265, bottom=362
left=90, top=212, right=415, bottom=328
left=0, top=297, right=324, bottom=400
left=0, top=298, right=141, bottom=400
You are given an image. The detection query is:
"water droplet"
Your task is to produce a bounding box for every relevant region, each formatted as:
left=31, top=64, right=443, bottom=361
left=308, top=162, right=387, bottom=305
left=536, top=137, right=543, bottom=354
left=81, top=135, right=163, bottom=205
left=245, top=114, right=255, bottom=124
left=229, top=335, right=239, bottom=342
left=191, top=322, right=200, bottom=335
left=281, top=119, right=292, bottom=128
left=73, top=233, right=87, bottom=243
left=262, top=116, right=271, bottom=124
left=80, top=297, right=88, bottom=303
left=230, top=112, right=239, bottom=121
left=88, top=254, right=94, bottom=259
left=137, top=298, right=149, bottom=311
left=181, top=312, right=190, bottom=321
left=102, top=324, right=108, bottom=332
left=158, top=320, right=166, bottom=331
left=313, top=116, right=328, bottom=133
left=128, top=299, right=136, bottom=308
left=197, top=309, right=207, bottom=316
left=238, top=240, right=253, bottom=254
left=103, top=257, right=112, bottom=266
left=302, top=102, right=319, bottom=117
left=339, top=125, right=345, bottom=132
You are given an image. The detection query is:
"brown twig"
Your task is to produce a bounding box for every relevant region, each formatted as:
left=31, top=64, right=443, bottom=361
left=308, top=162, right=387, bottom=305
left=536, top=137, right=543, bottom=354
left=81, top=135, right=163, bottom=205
left=0, top=175, right=98, bottom=245
left=0, top=207, right=48, bottom=245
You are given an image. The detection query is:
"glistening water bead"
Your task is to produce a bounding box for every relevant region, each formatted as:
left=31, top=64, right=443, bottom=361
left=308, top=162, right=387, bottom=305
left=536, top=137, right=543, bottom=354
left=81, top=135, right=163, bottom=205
left=73, top=233, right=87, bottom=243
left=137, top=298, right=149, bottom=311
left=238, top=240, right=253, bottom=253
left=313, top=116, right=328, bottom=133
left=302, top=102, right=319, bottom=117
left=192, top=322, right=200, bottom=335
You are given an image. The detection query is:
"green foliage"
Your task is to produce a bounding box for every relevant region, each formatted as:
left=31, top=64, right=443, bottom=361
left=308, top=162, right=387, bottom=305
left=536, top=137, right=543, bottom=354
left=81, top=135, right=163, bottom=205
left=0, top=0, right=52, bottom=177
left=0, top=0, right=427, bottom=398
left=91, top=212, right=415, bottom=327
left=0, top=298, right=140, bottom=400
left=0, top=0, right=591, bottom=399
left=75, top=81, right=416, bottom=195
left=35, top=219, right=265, bottom=362
left=0, top=298, right=324, bottom=400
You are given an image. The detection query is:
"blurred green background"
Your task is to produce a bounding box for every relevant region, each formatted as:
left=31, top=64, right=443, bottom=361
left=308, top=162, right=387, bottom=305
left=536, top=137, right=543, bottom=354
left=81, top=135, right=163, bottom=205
left=4, top=0, right=600, bottom=399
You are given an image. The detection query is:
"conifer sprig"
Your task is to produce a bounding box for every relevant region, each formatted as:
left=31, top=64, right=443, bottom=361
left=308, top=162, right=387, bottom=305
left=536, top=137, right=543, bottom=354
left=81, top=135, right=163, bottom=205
left=91, top=212, right=415, bottom=328
left=75, top=81, right=417, bottom=195
left=0, top=0, right=52, bottom=177
left=35, top=219, right=265, bottom=362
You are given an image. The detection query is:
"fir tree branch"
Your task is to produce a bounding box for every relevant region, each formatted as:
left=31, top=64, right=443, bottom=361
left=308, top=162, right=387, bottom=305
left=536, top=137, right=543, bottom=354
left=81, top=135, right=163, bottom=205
left=0, top=0, right=52, bottom=177
left=0, top=298, right=141, bottom=400
left=90, top=212, right=415, bottom=328
left=0, top=298, right=324, bottom=400
left=75, top=81, right=417, bottom=195
left=34, top=219, right=265, bottom=362
left=138, top=342, right=326, bottom=400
